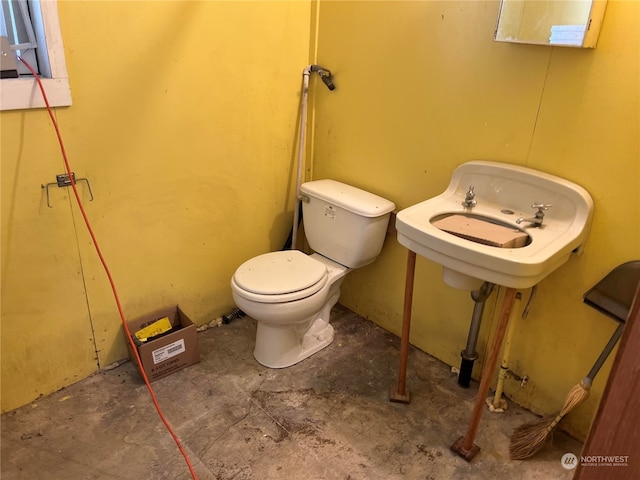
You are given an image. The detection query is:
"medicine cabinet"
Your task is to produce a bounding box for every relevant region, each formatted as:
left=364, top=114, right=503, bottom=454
left=494, top=0, right=608, bottom=48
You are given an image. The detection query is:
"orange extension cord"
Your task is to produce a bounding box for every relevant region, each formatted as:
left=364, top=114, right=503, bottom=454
left=18, top=57, right=198, bottom=480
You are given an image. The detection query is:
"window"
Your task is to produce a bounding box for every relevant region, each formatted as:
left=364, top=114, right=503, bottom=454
left=1, top=0, right=71, bottom=111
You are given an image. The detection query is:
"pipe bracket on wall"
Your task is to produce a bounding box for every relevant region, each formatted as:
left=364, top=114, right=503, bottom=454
left=41, top=172, right=94, bottom=208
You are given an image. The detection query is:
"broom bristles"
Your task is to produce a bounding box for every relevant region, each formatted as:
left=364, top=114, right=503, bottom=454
left=510, top=414, right=557, bottom=460
left=510, top=380, right=591, bottom=460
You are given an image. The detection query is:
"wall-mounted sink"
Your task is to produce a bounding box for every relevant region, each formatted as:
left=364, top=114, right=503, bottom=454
left=396, top=161, right=594, bottom=289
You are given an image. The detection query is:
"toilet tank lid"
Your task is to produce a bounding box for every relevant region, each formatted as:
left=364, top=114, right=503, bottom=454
left=300, top=179, right=395, bottom=217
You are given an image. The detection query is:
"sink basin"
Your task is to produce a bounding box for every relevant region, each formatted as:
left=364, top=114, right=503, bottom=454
left=396, top=161, right=594, bottom=289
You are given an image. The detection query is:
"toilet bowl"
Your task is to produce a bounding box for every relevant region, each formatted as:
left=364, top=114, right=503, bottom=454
left=231, top=251, right=349, bottom=368
left=230, top=179, right=395, bottom=368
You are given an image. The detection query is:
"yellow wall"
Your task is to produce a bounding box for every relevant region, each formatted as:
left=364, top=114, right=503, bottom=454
left=311, top=0, right=639, bottom=441
left=1, top=0, right=311, bottom=411
left=1, top=0, right=638, bottom=445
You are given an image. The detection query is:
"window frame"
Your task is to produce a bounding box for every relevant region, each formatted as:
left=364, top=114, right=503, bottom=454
left=1, top=0, right=71, bottom=111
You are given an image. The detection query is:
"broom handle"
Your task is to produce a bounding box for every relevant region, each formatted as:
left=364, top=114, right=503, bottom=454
left=584, top=322, right=624, bottom=383
left=544, top=323, right=624, bottom=433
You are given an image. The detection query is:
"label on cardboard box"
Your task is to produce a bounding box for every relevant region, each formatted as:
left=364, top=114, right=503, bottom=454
left=152, top=338, right=185, bottom=364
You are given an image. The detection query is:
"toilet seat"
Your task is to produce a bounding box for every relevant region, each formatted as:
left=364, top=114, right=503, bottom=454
left=232, top=250, right=328, bottom=303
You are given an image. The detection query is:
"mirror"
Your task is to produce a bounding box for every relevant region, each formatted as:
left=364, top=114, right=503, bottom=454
left=495, top=0, right=608, bottom=48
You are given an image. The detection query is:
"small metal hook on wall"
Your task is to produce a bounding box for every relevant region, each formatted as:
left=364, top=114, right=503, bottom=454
left=41, top=172, right=94, bottom=208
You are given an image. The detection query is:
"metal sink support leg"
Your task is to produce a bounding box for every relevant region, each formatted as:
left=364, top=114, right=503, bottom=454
left=451, top=287, right=518, bottom=461
left=390, top=250, right=416, bottom=403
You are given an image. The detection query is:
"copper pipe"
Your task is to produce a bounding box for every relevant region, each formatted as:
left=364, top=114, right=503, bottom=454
left=390, top=249, right=416, bottom=403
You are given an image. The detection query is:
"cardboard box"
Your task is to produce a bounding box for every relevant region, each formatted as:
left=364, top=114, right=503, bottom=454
left=126, top=305, right=200, bottom=382
left=433, top=214, right=529, bottom=248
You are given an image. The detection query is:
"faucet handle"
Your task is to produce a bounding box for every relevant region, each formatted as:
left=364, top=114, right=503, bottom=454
left=462, top=185, right=476, bottom=208
left=531, top=203, right=552, bottom=213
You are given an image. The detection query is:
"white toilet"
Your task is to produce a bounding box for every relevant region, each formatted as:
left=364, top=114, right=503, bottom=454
left=231, top=179, right=395, bottom=368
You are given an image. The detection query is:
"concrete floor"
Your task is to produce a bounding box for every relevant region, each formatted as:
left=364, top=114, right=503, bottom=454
left=2, top=305, right=581, bottom=480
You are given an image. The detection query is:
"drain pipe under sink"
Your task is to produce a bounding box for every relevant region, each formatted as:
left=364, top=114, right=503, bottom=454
left=458, top=282, right=495, bottom=388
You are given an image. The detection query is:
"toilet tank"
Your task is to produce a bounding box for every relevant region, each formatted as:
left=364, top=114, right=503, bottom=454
left=300, top=179, right=395, bottom=268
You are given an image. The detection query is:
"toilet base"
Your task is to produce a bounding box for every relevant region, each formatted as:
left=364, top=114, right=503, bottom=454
left=254, top=318, right=335, bottom=368
left=253, top=287, right=341, bottom=369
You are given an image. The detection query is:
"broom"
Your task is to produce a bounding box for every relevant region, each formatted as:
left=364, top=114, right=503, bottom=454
left=509, top=322, right=624, bottom=460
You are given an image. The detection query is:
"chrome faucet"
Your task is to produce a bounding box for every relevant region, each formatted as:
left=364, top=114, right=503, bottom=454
left=516, top=203, right=552, bottom=227
left=462, top=185, right=476, bottom=209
